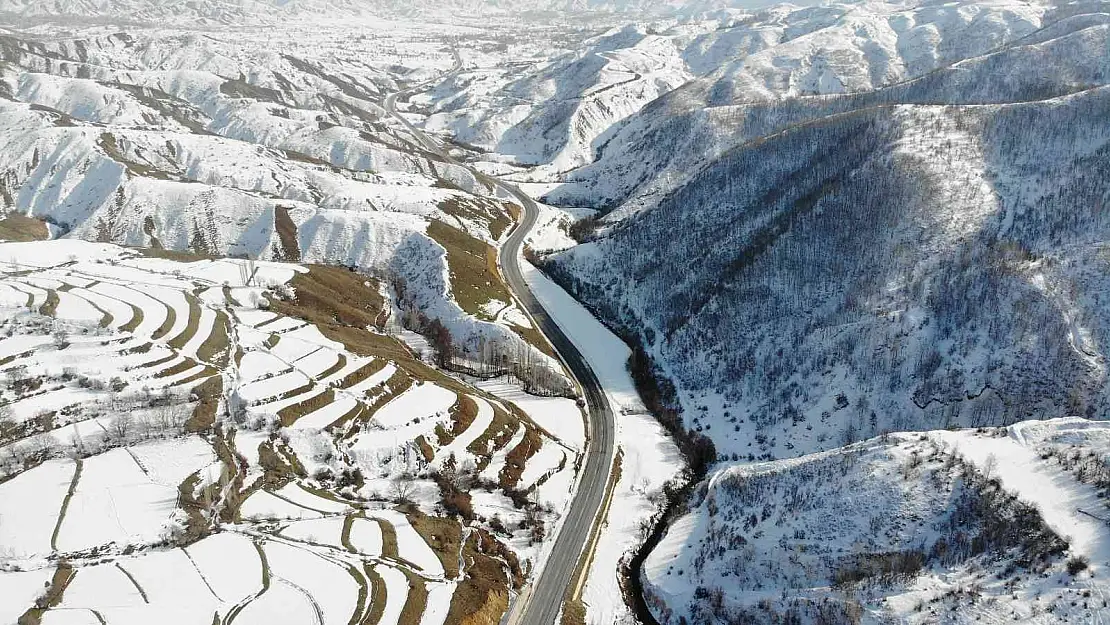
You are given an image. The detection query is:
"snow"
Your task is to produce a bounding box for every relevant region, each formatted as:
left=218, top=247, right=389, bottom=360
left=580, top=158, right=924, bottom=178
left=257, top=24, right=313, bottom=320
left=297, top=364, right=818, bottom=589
left=291, top=395, right=359, bottom=431
left=582, top=412, right=682, bottom=624
left=55, top=449, right=183, bottom=552
left=74, top=287, right=138, bottom=329
left=0, top=459, right=74, bottom=558
left=932, top=418, right=1110, bottom=565
left=474, top=379, right=584, bottom=450
left=370, top=383, right=457, bottom=429
left=240, top=490, right=326, bottom=522
left=186, top=532, right=264, bottom=603
left=0, top=568, right=53, bottom=625
left=234, top=578, right=319, bottom=625
left=375, top=565, right=410, bottom=625
left=519, top=441, right=566, bottom=487
left=239, top=370, right=312, bottom=404
left=239, top=351, right=291, bottom=381
left=59, top=561, right=145, bottom=611
left=40, top=610, right=102, bottom=625
left=273, top=483, right=352, bottom=515
left=433, top=395, right=494, bottom=466
left=116, top=548, right=219, bottom=622
left=368, top=509, right=444, bottom=578
left=347, top=517, right=384, bottom=557
left=521, top=261, right=643, bottom=414
left=280, top=517, right=347, bottom=549
left=127, top=436, right=216, bottom=487
left=479, top=424, right=525, bottom=482
left=54, top=291, right=104, bottom=324
left=420, top=582, right=456, bottom=625
left=264, top=539, right=359, bottom=625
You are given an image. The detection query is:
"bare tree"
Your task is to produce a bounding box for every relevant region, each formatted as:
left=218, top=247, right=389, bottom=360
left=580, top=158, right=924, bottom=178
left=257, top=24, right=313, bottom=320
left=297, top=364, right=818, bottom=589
left=0, top=404, right=14, bottom=443
left=109, top=413, right=134, bottom=442
left=388, top=475, right=415, bottom=504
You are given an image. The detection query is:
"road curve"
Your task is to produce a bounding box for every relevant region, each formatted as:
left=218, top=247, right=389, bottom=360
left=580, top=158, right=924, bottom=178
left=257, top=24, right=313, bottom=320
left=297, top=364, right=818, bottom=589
left=385, top=57, right=617, bottom=625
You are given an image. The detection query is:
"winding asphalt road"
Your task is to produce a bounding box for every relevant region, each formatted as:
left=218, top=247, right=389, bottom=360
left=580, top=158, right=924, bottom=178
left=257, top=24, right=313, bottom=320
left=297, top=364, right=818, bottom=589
left=385, top=56, right=617, bottom=625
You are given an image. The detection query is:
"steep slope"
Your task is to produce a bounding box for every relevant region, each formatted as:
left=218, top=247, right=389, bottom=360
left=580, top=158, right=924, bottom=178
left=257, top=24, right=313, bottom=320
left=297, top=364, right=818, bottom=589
left=548, top=1, right=1110, bottom=462
left=421, top=25, right=692, bottom=172
left=0, top=24, right=572, bottom=381
left=546, top=0, right=1058, bottom=208
left=644, top=422, right=1110, bottom=623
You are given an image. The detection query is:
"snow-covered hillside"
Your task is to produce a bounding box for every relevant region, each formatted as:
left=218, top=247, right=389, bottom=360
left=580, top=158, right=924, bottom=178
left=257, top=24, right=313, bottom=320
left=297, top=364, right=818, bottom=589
left=0, top=21, right=580, bottom=386
left=547, top=0, right=1110, bottom=460
left=0, top=0, right=823, bottom=24
left=645, top=420, right=1110, bottom=623
left=419, top=0, right=1046, bottom=182
left=0, top=239, right=583, bottom=625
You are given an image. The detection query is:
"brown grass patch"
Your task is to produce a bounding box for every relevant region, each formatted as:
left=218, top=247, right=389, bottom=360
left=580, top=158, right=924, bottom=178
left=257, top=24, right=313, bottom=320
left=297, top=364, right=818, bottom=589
left=168, top=294, right=202, bottom=350
left=437, top=395, right=479, bottom=446
left=18, top=562, right=76, bottom=625
left=376, top=518, right=399, bottom=560
left=220, top=79, right=284, bottom=103
left=278, top=387, right=335, bottom=427
left=499, top=426, right=541, bottom=491
left=173, top=367, right=218, bottom=388
left=197, top=310, right=230, bottom=368
left=185, top=376, right=223, bottom=433
left=99, top=133, right=173, bottom=179
left=337, top=360, right=388, bottom=390
left=446, top=531, right=517, bottom=625
left=467, top=406, right=518, bottom=470
left=415, top=436, right=435, bottom=463
left=398, top=570, right=428, bottom=625
left=119, top=302, right=144, bottom=333
left=50, top=459, right=82, bottom=551
left=39, top=289, right=59, bottom=316
left=318, top=353, right=347, bottom=381
left=0, top=213, right=49, bottom=242
left=509, top=324, right=557, bottom=359
left=425, top=220, right=512, bottom=321
left=155, top=357, right=199, bottom=379
left=150, top=301, right=177, bottom=341
left=139, top=247, right=213, bottom=262
left=363, top=565, right=387, bottom=625
left=328, top=402, right=366, bottom=432
left=560, top=599, right=586, bottom=625
left=137, top=352, right=177, bottom=369
left=175, top=473, right=211, bottom=544
left=405, top=508, right=463, bottom=580
left=267, top=265, right=386, bottom=331
left=273, top=206, right=301, bottom=262
left=437, top=197, right=514, bottom=241
left=345, top=563, right=369, bottom=625
left=257, top=441, right=301, bottom=490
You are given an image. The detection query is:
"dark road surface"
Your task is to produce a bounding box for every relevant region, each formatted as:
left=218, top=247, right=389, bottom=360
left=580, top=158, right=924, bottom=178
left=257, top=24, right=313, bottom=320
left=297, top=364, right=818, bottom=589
left=385, top=57, right=617, bottom=625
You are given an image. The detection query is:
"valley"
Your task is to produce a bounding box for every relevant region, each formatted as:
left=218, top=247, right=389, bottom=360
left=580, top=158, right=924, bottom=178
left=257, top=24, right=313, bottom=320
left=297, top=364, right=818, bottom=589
left=1, top=0, right=1110, bottom=624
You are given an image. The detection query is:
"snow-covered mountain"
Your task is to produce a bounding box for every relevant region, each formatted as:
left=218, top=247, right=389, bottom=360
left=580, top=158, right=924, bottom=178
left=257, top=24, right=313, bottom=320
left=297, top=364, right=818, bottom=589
left=492, top=1, right=1110, bottom=621
left=0, top=24, right=571, bottom=371
left=420, top=0, right=1045, bottom=180
left=548, top=0, right=1110, bottom=458
left=0, top=0, right=814, bottom=23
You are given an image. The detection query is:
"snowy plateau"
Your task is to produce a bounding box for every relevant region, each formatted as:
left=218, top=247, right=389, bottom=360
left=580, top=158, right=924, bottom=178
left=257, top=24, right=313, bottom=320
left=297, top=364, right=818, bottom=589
left=0, top=0, right=1108, bottom=625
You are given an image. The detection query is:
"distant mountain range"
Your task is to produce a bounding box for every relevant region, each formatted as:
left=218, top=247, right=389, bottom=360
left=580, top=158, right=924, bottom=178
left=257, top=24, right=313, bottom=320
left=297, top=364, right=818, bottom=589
left=0, top=0, right=808, bottom=23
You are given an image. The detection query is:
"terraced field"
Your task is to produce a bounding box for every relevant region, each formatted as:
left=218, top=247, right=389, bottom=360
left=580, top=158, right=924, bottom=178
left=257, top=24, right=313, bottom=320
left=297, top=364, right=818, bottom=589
left=0, top=240, right=583, bottom=625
